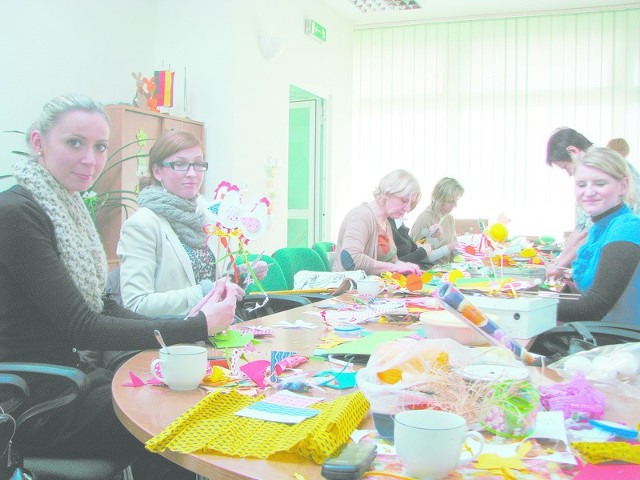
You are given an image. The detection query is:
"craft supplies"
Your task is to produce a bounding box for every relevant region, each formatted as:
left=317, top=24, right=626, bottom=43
left=481, top=380, right=540, bottom=439
left=146, top=390, right=370, bottom=463
left=464, top=294, right=558, bottom=339
left=437, top=283, right=545, bottom=366
left=572, top=441, right=640, bottom=464
left=588, top=420, right=639, bottom=440
left=419, top=310, right=489, bottom=346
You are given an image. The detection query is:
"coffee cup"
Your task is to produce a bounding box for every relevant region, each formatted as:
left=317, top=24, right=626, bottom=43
left=394, top=410, right=484, bottom=479
left=150, top=345, right=207, bottom=391
left=357, top=277, right=384, bottom=296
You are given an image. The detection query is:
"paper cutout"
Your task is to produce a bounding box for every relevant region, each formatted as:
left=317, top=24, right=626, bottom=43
left=270, top=350, right=296, bottom=382
left=262, top=389, right=323, bottom=407
left=207, top=181, right=270, bottom=243
left=318, top=331, right=412, bottom=356
left=235, top=400, right=320, bottom=424
left=574, top=464, right=640, bottom=479
left=210, top=330, right=254, bottom=348
left=122, top=371, right=163, bottom=387
left=274, top=355, right=308, bottom=375
left=315, top=370, right=357, bottom=389
left=273, top=320, right=317, bottom=329
left=231, top=325, right=273, bottom=337
left=228, top=348, right=245, bottom=376
left=240, top=360, right=270, bottom=388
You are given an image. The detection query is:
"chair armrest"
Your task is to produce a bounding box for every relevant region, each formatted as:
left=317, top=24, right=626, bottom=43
left=0, top=363, right=90, bottom=433
left=0, top=363, right=89, bottom=393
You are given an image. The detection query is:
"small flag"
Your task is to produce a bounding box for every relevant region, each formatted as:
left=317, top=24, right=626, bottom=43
left=154, top=70, right=175, bottom=107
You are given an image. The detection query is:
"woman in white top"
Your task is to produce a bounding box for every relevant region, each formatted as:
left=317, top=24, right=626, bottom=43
left=118, top=130, right=258, bottom=316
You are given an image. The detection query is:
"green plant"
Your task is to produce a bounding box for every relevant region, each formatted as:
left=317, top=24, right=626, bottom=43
left=81, top=138, right=149, bottom=222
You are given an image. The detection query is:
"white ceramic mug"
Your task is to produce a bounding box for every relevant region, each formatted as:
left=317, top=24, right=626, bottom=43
left=394, top=410, right=484, bottom=480
left=150, top=345, right=207, bottom=391
left=357, top=277, right=384, bottom=295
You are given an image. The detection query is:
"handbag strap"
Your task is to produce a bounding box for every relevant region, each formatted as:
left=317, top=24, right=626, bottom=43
left=567, top=322, right=597, bottom=346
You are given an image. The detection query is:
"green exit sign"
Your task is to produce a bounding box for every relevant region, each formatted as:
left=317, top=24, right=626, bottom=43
left=305, top=19, right=327, bottom=43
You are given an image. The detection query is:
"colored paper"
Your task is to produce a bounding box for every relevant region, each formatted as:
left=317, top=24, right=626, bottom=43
left=210, top=330, right=253, bottom=348
left=317, top=331, right=412, bottom=356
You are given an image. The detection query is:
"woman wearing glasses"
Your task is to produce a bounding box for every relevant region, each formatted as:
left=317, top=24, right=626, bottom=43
left=333, top=169, right=423, bottom=275
left=118, top=130, right=254, bottom=317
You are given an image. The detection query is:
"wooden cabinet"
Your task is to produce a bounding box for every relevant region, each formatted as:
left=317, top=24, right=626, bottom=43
left=94, top=105, right=204, bottom=268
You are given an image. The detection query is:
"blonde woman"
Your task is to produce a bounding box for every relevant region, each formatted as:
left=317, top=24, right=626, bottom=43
left=410, top=177, right=464, bottom=264
left=333, top=169, right=422, bottom=275
left=558, top=147, right=640, bottom=324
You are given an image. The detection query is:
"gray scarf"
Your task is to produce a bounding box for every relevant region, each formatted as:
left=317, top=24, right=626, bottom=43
left=138, top=185, right=208, bottom=249
left=12, top=159, right=107, bottom=313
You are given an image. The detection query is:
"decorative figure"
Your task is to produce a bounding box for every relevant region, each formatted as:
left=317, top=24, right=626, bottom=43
left=131, top=72, right=147, bottom=108
left=130, top=71, right=159, bottom=112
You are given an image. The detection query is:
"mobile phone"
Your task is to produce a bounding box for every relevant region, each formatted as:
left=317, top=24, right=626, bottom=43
left=321, top=443, right=377, bottom=479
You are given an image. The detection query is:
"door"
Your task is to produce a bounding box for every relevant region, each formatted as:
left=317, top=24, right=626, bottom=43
left=287, top=90, right=325, bottom=247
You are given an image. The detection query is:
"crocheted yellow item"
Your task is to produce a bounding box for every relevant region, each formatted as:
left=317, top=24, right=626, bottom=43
left=572, top=442, right=640, bottom=464
left=145, top=390, right=370, bottom=464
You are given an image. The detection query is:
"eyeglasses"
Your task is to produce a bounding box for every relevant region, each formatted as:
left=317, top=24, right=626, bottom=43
left=161, top=161, right=208, bottom=172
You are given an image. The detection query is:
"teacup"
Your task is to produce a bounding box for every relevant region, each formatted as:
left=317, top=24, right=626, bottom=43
left=357, top=277, right=384, bottom=296
left=150, top=345, right=207, bottom=391
left=394, top=410, right=484, bottom=480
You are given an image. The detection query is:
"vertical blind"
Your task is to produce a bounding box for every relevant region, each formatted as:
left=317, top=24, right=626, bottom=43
left=352, top=9, right=640, bottom=238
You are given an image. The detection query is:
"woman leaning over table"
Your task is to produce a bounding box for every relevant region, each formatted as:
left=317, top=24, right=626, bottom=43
left=410, top=177, right=464, bottom=265
left=0, top=94, right=240, bottom=479
left=557, top=147, right=640, bottom=325
left=333, top=169, right=422, bottom=275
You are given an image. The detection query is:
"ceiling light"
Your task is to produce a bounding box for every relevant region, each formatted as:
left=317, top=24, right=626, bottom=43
left=346, top=0, right=422, bottom=13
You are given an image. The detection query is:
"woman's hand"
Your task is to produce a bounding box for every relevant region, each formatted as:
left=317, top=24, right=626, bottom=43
left=420, top=243, right=433, bottom=255
left=428, top=224, right=443, bottom=237
left=238, top=261, right=270, bottom=282
left=447, top=239, right=459, bottom=251
left=391, top=261, right=421, bottom=274
left=217, top=278, right=245, bottom=301
left=187, top=278, right=237, bottom=335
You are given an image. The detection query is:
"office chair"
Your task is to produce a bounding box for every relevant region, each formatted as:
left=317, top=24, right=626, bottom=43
left=271, top=247, right=327, bottom=290
left=0, top=363, right=135, bottom=480
left=311, top=242, right=336, bottom=272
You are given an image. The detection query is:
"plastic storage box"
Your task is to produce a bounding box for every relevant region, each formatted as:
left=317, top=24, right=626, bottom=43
left=465, top=295, right=558, bottom=339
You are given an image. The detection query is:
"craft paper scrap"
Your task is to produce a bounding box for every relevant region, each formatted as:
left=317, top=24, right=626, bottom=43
left=262, top=389, right=324, bottom=407
left=235, top=400, right=320, bottom=424
left=574, top=463, right=640, bottom=479
left=210, top=330, right=254, bottom=348
left=231, top=325, right=273, bottom=337
left=270, top=350, right=296, bottom=382
left=317, top=331, right=412, bottom=356
left=273, top=320, right=318, bottom=329
left=240, top=359, right=270, bottom=388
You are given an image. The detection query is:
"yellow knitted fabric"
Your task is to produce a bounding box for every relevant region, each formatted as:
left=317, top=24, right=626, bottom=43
left=145, top=390, right=370, bottom=464
left=572, top=442, right=640, bottom=464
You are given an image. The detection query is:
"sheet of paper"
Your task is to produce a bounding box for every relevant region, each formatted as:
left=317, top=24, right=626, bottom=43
left=235, top=400, right=320, bottom=424
left=316, top=331, right=412, bottom=356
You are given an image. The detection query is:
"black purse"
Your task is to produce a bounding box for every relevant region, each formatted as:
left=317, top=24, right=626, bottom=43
left=529, top=321, right=640, bottom=359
